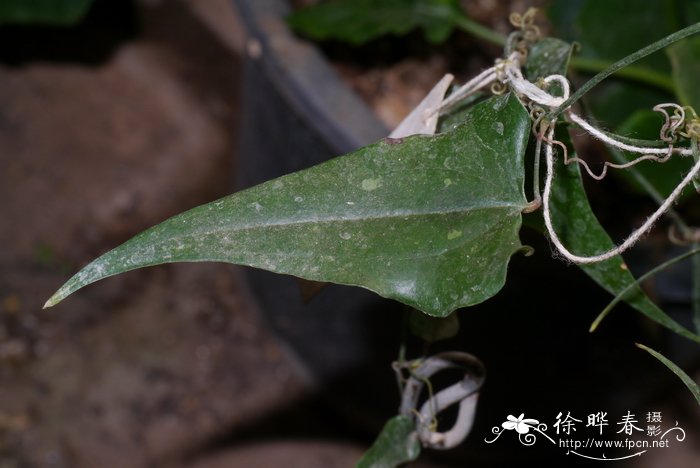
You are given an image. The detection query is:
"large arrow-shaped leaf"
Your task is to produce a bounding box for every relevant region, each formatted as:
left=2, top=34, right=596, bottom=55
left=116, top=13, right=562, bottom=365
left=45, top=93, right=530, bottom=316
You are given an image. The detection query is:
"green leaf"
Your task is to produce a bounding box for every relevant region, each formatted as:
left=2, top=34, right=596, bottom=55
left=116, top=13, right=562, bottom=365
left=523, top=37, right=575, bottom=110
left=357, top=415, right=420, bottom=468
left=614, top=110, right=692, bottom=199
left=593, top=247, right=700, bottom=343
left=548, top=0, right=675, bottom=71
left=636, top=343, right=700, bottom=405
left=549, top=141, right=700, bottom=343
left=436, top=92, right=484, bottom=134
left=521, top=34, right=691, bottom=338
left=45, top=93, right=531, bottom=317
left=524, top=37, right=575, bottom=84
left=287, top=0, right=468, bottom=45
left=546, top=0, right=678, bottom=126
left=668, top=35, right=700, bottom=110
left=0, top=0, right=93, bottom=25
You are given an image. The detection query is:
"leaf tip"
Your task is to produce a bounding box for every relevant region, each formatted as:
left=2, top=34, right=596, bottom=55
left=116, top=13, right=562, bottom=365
left=43, top=291, right=64, bottom=309
left=43, top=278, right=80, bottom=309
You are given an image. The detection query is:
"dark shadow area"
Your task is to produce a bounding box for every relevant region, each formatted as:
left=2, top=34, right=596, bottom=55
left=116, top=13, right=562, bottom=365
left=0, top=0, right=139, bottom=66
left=188, top=227, right=697, bottom=467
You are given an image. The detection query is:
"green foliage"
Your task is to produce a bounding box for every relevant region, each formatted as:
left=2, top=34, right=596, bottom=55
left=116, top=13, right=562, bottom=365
left=592, top=247, right=700, bottom=342
left=0, top=0, right=93, bottom=25
left=668, top=36, right=700, bottom=109
left=45, top=93, right=531, bottom=316
left=615, top=111, right=693, bottom=199
left=524, top=37, right=575, bottom=83
left=547, top=0, right=700, bottom=128
left=636, top=343, right=700, bottom=405
left=559, top=0, right=676, bottom=70
left=356, top=415, right=421, bottom=468
left=520, top=36, right=691, bottom=340
left=546, top=3, right=700, bottom=203
left=549, top=140, right=700, bottom=344
left=287, top=0, right=467, bottom=44
left=43, top=2, right=700, bottom=447
left=548, top=0, right=685, bottom=124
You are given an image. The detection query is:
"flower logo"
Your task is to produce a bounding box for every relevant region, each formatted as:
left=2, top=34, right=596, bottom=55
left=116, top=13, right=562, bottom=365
left=502, top=414, right=540, bottom=434
left=486, top=413, right=554, bottom=445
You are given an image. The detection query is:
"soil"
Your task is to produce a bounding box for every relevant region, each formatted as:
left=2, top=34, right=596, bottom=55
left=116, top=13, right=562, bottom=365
left=303, top=0, right=549, bottom=129
left=0, top=1, right=315, bottom=466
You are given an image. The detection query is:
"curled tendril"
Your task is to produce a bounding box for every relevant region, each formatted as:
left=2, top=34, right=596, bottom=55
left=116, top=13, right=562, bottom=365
left=491, top=81, right=507, bottom=95
left=509, top=7, right=540, bottom=54
left=683, top=119, right=700, bottom=140
left=528, top=104, right=547, bottom=135
left=655, top=103, right=685, bottom=143
left=668, top=224, right=700, bottom=245
left=492, top=57, right=514, bottom=95
left=544, top=128, right=675, bottom=181
left=509, top=8, right=539, bottom=36
left=655, top=103, right=700, bottom=141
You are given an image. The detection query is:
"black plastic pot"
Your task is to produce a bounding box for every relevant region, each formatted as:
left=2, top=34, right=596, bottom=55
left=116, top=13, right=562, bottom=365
left=231, top=0, right=401, bottom=395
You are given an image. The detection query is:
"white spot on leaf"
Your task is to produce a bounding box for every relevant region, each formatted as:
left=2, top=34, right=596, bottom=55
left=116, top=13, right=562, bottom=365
left=361, top=178, right=382, bottom=191
left=494, top=121, right=504, bottom=135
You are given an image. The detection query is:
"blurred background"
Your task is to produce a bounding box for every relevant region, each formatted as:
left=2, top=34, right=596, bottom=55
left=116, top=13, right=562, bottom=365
left=1, top=0, right=698, bottom=467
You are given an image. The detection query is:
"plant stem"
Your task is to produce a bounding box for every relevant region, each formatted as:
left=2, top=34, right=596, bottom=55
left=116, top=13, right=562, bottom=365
left=635, top=343, right=700, bottom=405
left=599, top=130, right=670, bottom=149
left=454, top=19, right=679, bottom=94
left=551, top=22, right=700, bottom=119
left=568, top=57, right=676, bottom=94
left=454, top=16, right=506, bottom=47
left=591, top=246, right=700, bottom=333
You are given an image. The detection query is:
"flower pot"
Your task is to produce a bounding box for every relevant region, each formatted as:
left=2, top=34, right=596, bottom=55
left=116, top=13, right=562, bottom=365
left=230, top=0, right=401, bottom=418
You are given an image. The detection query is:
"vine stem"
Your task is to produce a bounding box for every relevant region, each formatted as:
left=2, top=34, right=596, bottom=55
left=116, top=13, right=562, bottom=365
left=454, top=16, right=507, bottom=47
left=453, top=18, right=679, bottom=94
left=550, top=21, right=700, bottom=119
left=591, top=246, right=700, bottom=332
left=567, top=56, right=675, bottom=94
